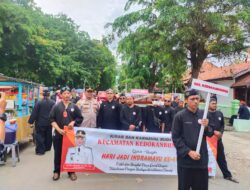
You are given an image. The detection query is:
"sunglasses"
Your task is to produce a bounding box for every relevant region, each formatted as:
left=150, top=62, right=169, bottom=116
left=164, top=100, right=171, bottom=102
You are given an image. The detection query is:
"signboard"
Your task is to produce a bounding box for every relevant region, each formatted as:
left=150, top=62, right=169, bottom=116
left=131, top=89, right=149, bottom=95
left=191, top=79, right=230, bottom=97
left=61, top=127, right=217, bottom=176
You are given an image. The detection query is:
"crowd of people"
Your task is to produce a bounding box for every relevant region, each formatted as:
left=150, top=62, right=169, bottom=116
left=0, top=85, right=244, bottom=189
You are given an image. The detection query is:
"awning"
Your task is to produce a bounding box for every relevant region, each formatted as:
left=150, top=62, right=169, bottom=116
left=231, top=74, right=250, bottom=88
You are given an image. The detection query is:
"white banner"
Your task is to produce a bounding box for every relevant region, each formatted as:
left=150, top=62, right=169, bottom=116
left=61, top=128, right=217, bottom=176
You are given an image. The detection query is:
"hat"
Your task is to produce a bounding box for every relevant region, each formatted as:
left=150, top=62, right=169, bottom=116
left=60, top=86, right=71, bottom=94
left=106, top=88, right=113, bottom=93
left=164, top=95, right=171, bottom=99
left=86, top=88, right=93, bottom=92
left=210, top=98, right=217, bottom=103
left=43, top=90, right=50, bottom=97
left=75, top=130, right=85, bottom=138
left=185, top=89, right=199, bottom=98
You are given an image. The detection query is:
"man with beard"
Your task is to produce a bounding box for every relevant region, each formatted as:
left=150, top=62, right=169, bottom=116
left=50, top=87, right=83, bottom=181
left=120, top=95, right=142, bottom=131
left=208, top=98, right=239, bottom=183
left=172, top=89, right=214, bottom=190
left=97, top=89, right=121, bottom=130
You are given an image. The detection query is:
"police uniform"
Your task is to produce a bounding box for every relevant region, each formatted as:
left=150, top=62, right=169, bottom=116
left=172, top=108, right=214, bottom=190
left=77, top=99, right=99, bottom=128
left=163, top=105, right=175, bottom=133
left=66, top=145, right=93, bottom=164
left=120, top=105, right=142, bottom=131
left=144, top=106, right=165, bottom=133
left=50, top=101, right=83, bottom=174
left=29, top=93, right=55, bottom=154
left=208, top=110, right=233, bottom=179
left=97, top=100, right=121, bottom=130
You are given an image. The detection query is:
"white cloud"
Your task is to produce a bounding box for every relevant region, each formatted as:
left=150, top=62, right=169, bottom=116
left=34, top=0, right=128, bottom=40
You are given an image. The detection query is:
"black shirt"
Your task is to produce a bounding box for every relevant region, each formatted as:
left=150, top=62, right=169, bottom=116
left=49, top=102, right=83, bottom=136
left=174, top=106, right=184, bottom=114
left=163, top=106, right=175, bottom=133
left=171, top=101, right=178, bottom=108
left=144, top=106, right=165, bottom=133
left=238, top=106, right=250, bottom=120
left=172, top=108, right=214, bottom=169
left=120, top=105, right=142, bottom=131
left=97, top=100, right=121, bottom=130
left=208, top=110, right=224, bottom=134
left=28, top=98, right=55, bottom=127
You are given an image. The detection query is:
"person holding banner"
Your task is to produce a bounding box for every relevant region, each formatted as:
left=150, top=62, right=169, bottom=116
left=97, top=89, right=121, bottom=130
left=120, top=95, right=142, bottom=131
left=208, top=98, right=239, bottom=183
left=50, top=87, right=83, bottom=181
left=172, top=89, right=214, bottom=190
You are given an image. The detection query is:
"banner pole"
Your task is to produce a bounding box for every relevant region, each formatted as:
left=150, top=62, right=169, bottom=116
left=196, top=92, right=211, bottom=153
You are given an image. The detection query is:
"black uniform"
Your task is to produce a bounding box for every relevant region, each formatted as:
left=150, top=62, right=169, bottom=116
left=172, top=108, right=214, bottom=190
left=174, top=106, right=184, bottom=114
left=171, top=101, right=178, bottom=108
left=144, top=106, right=165, bottom=133
left=28, top=98, right=55, bottom=154
left=208, top=110, right=232, bottom=179
left=120, top=105, right=142, bottom=131
left=163, top=106, right=175, bottom=133
left=97, top=100, right=121, bottom=130
left=50, top=102, right=83, bottom=174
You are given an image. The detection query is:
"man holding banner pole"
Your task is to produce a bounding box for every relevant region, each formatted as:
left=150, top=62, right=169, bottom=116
left=172, top=88, right=214, bottom=190
left=208, top=98, right=239, bottom=183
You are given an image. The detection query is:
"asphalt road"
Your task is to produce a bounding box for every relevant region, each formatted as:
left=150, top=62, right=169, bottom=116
left=0, top=131, right=249, bottom=190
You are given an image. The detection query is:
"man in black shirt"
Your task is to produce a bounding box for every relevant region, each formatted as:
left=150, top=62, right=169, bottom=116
left=120, top=96, right=142, bottom=131
left=171, top=95, right=179, bottom=108
left=50, top=87, right=83, bottom=181
left=238, top=100, right=250, bottom=120
left=174, top=100, right=184, bottom=114
left=163, top=95, right=175, bottom=133
left=29, top=90, right=55, bottom=155
left=144, top=96, right=165, bottom=133
left=97, top=89, right=121, bottom=130
left=172, top=89, right=214, bottom=190
left=208, top=98, right=239, bottom=183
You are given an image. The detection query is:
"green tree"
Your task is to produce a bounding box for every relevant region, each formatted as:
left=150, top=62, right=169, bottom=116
left=110, top=0, right=250, bottom=87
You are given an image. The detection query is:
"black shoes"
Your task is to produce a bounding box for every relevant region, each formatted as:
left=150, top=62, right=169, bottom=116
left=224, top=176, right=239, bottom=183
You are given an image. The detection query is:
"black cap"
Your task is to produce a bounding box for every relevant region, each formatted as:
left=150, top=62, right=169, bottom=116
left=210, top=97, right=217, bottom=103
left=185, top=89, right=199, bottom=98
left=75, top=130, right=86, bottom=137
left=60, top=86, right=71, bottom=94
left=43, top=90, right=50, bottom=97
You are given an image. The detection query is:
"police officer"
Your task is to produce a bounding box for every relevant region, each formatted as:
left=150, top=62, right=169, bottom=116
left=29, top=90, right=55, bottom=155
left=120, top=95, right=142, bottom=131
left=163, top=95, right=175, bottom=133
left=97, top=89, right=121, bottom=130
left=208, top=98, right=239, bottom=183
left=172, top=89, right=214, bottom=190
left=77, top=88, right=99, bottom=128
left=50, top=87, right=83, bottom=181
left=65, top=130, right=93, bottom=164
left=144, top=96, right=165, bottom=133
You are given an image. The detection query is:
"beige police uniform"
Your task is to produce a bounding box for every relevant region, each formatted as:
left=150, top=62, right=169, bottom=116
left=65, top=145, right=93, bottom=164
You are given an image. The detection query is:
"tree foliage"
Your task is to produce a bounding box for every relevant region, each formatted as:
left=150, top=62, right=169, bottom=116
left=0, top=0, right=117, bottom=89
left=109, top=0, right=250, bottom=90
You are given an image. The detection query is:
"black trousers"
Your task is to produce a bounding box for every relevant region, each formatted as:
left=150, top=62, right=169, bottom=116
left=177, top=166, right=208, bottom=190
left=35, top=126, right=52, bottom=154
left=52, top=134, right=73, bottom=175
left=217, top=140, right=232, bottom=178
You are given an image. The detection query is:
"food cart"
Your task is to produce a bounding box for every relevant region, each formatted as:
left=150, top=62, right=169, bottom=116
left=0, top=73, right=43, bottom=142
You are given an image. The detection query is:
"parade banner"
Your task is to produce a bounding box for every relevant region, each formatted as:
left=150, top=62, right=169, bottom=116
left=61, top=127, right=217, bottom=176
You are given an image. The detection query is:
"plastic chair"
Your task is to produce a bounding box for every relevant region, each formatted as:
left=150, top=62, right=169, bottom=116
left=4, top=141, right=20, bottom=167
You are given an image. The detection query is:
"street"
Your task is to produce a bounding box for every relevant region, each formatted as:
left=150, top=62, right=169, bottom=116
left=0, top=131, right=250, bottom=190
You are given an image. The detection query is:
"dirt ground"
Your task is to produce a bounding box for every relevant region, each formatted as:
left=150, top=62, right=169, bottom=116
left=0, top=128, right=250, bottom=190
